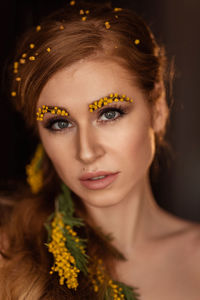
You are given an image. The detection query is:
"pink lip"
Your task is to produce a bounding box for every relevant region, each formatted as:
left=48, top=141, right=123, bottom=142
left=79, top=171, right=119, bottom=190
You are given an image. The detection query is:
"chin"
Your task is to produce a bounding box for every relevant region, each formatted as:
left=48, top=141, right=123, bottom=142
left=73, top=188, right=125, bottom=208
left=84, top=197, right=122, bottom=208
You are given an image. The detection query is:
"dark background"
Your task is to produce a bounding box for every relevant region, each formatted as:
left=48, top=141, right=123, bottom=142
left=0, top=0, right=200, bottom=221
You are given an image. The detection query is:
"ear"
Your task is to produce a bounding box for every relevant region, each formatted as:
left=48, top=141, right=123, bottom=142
left=151, top=86, right=169, bottom=133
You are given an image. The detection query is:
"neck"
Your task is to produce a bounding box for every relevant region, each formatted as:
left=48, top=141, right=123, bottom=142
left=85, top=175, right=170, bottom=258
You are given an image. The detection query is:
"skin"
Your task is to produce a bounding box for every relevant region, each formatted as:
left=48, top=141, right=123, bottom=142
left=37, top=59, right=157, bottom=210
left=37, top=59, right=200, bottom=300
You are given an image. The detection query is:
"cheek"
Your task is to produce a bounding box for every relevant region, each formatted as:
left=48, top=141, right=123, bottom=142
left=129, top=127, right=155, bottom=170
left=110, top=121, right=155, bottom=174
left=38, top=130, right=75, bottom=180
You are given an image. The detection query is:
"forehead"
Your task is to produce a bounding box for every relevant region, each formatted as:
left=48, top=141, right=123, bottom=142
left=37, top=59, right=137, bottom=110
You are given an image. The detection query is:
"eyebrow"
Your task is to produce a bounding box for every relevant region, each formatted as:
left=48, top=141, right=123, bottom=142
left=88, top=93, right=134, bottom=112
left=36, top=93, right=134, bottom=121
left=36, top=105, right=69, bottom=121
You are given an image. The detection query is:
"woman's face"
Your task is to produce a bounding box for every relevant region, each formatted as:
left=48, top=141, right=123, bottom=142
left=37, top=59, right=157, bottom=208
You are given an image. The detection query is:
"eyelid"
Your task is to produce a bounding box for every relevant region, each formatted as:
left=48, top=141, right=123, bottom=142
left=97, top=104, right=128, bottom=123
left=97, top=103, right=129, bottom=115
left=43, top=115, right=71, bottom=130
left=98, top=106, right=121, bottom=114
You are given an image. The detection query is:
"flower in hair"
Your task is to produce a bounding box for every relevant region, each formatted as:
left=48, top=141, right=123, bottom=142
left=29, top=56, right=36, bottom=61
left=70, top=0, right=76, bottom=6
left=45, top=184, right=88, bottom=289
left=105, top=21, right=111, bottom=29
left=29, top=43, right=35, bottom=49
left=114, top=8, right=123, bottom=12
left=47, top=213, right=80, bottom=288
left=80, top=9, right=90, bottom=21
left=134, top=39, right=140, bottom=45
left=36, top=25, right=41, bottom=32
left=19, top=58, right=26, bottom=64
left=26, top=144, right=44, bottom=194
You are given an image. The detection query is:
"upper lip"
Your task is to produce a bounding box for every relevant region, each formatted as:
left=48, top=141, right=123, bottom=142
left=79, top=171, right=118, bottom=181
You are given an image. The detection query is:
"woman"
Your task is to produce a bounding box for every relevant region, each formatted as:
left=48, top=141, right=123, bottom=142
left=1, top=1, right=200, bottom=299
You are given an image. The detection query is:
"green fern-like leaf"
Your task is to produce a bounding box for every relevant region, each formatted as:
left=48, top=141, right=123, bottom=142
left=64, top=230, right=89, bottom=275
left=45, top=184, right=141, bottom=299
left=57, top=184, right=75, bottom=216
left=104, top=288, right=111, bottom=300
left=103, top=280, right=140, bottom=300
left=44, top=223, right=52, bottom=242
left=57, top=184, right=89, bottom=274
left=115, top=281, right=140, bottom=300
left=62, top=215, right=85, bottom=227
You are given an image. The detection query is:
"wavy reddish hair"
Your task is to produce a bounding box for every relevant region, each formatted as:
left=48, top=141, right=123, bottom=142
left=0, top=1, right=172, bottom=298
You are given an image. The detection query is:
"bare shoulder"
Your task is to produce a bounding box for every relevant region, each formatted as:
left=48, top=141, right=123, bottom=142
left=179, top=220, right=200, bottom=279
left=168, top=213, right=200, bottom=246
left=175, top=217, right=200, bottom=246
left=158, top=209, right=200, bottom=256
left=182, top=220, right=200, bottom=254
left=168, top=216, right=200, bottom=271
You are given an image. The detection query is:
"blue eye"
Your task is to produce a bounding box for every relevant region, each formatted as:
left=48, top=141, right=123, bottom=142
left=100, top=110, right=120, bottom=121
left=45, top=118, right=72, bottom=131
left=98, top=106, right=126, bottom=122
left=52, top=120, right=72, bottom=130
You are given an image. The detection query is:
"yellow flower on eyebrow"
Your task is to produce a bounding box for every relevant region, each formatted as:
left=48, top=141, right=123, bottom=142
left=88, top=93, right=134, bottom=112
left=36, top=105, right=69, bottom=121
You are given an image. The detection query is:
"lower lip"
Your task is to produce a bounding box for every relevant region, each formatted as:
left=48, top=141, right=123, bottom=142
left=80, top=173, right=119, bottom=190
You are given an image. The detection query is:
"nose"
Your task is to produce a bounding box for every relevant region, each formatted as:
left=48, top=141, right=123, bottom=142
left=76, top=124, right=105, bottom=164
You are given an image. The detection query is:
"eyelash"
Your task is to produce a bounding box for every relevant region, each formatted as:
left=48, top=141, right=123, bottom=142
left=44, top=104, right=128, bottom=132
